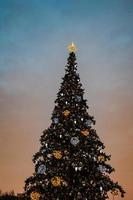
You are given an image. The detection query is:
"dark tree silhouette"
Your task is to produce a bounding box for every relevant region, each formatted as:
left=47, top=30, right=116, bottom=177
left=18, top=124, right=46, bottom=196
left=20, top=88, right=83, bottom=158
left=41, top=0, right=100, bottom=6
left=24, top=43, right=125, bottom=200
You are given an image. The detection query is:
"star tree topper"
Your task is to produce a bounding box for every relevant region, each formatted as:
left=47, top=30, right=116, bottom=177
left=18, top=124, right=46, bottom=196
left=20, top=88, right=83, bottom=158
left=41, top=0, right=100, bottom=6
left=67, top=42, right=78, bottom=52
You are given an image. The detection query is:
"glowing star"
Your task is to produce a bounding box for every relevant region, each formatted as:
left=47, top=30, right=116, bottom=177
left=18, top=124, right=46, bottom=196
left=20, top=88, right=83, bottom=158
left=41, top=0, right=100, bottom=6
left=30, top=191, right=41, bottom=200
left=67, top=42, right=78, bottom=52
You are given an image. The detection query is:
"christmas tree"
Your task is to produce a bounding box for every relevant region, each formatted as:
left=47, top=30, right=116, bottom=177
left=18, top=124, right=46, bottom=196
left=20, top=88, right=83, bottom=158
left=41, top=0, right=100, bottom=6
left=24, top=43, right=125, bottom=200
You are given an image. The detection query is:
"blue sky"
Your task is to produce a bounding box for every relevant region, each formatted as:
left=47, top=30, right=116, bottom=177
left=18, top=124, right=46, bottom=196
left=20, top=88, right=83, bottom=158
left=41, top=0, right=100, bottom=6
left=0, top=0, right=132, bottom=95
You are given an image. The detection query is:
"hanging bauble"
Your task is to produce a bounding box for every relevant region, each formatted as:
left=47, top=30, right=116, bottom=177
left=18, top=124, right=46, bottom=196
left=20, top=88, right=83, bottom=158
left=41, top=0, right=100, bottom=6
left=30, top=191, right=41, bottom=200
left=60, top=93, right=64, bottom=96
left=70, top=137, right=80, bottom=146
left=63, top=110, right=70, bottom=117
left=53, top=117, right=59, bottom=124
left=98, top=155, right=105, bottom=162
left=53, top=150, right=62, bottom=159
left=84, top=119, right=93, bottom=127
left=75, top=95, right=82, bottom=102
left=98, top=165, right=106, bottom=173
left=80, top=129, right=90, bottom=136
left=51, top=176, right=62, bottom=187
left=37, top=164, right=46, bottom=174
left=111, top=189, right=119, bottom=196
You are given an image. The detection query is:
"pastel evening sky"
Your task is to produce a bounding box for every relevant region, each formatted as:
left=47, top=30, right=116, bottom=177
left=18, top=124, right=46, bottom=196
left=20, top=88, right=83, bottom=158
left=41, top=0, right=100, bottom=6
left=0, top=0, right=133, bottom=199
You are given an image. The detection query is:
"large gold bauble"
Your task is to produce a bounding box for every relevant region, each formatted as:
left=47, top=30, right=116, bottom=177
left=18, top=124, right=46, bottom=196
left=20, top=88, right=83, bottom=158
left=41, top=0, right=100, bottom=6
left=53, top=150, right=62, bottom=159
left=30, top=191, right=41, bottom=200
left=51, top=176, right=62, bottom=187
left=63, top=110, right=70, bottom=117
left=81, top=129, right=90, bottom=136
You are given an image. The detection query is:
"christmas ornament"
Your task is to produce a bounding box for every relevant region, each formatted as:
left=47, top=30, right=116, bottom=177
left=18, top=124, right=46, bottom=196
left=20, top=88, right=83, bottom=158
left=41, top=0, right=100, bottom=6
left=98, top=165, right=106, bottom=173
left=51, top=176, right=62, bottom=187
left=63, top=110, right=70, bottom=117
left=37, top=164, right=46, bottom=174
left=111, top=189, right=119, bottom=196
left=70, top=137, right=80, bottom=146
left=75, top=95, right=81, bottom=102
left=30, top=191, right=41, bottom=200
left=53, top=117, right=59, bottom=124
left=53, top=150, right=62, bottom=159
left=67, top=42, right=77, bottom=52
left=80, top=129, right=90, bottom=136
left=85, top=119, right=93, bottom=127
left=98, top=155, right=105, bottom=162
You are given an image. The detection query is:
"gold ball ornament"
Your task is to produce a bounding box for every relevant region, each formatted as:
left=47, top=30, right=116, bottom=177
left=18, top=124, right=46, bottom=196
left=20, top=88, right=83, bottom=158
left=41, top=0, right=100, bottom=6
left=67, top=42, right=78, bottom=52
left=53, top=150, right=62, bottom=159
left=30, top=191, right=41, bottom=200
left=111, top=189, right=119, bottom=196
left=63, top=110, right=70, bottom=117
left=51, top=176, right=62, bottom=187
left=81, top=129, right=90, bottom=136
left=98, top=155, right=105, bottom=162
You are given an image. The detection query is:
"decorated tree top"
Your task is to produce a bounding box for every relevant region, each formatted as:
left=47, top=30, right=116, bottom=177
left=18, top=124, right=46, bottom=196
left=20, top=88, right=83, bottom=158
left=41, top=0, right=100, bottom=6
left=24, top=43, right=125, bottom=200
